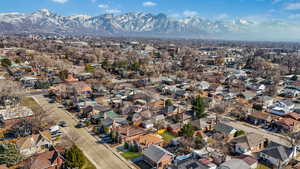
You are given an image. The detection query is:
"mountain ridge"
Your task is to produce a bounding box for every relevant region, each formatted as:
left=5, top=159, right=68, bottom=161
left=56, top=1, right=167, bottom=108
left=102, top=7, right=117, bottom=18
left=0, top=9, right=299, bottom=41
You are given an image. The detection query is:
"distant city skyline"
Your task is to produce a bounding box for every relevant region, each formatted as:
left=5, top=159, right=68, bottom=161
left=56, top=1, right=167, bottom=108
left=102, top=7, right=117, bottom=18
left=1, top=0, right=300, bottom=21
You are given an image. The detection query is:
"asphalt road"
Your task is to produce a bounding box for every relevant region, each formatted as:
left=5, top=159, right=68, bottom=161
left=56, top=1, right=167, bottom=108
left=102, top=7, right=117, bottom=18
left=221, top=117, right=291, bottom=146
left=33, top=95, right=135, bottom=169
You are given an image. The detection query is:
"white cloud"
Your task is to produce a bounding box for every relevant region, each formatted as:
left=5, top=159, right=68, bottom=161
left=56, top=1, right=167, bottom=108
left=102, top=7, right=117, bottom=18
left=183, top=10, right=198, bottom=17
left=98, top=4, right=109, bottom=9
left=105, top=9, right=121, bottom=14
left=284, top=2, right=300, bottom=10
left=143, top=1, right=157, bottom=7
left=51, top=0, right=68, bottom=3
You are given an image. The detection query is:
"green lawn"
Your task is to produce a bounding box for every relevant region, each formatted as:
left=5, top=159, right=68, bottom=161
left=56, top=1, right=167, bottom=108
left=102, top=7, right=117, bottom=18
left=159, top=132, right=176, bottom=142
left=257, top=164, right=270, bottom=169
left=120, top=152, right=142, bottom=160
left=82, top=158, right=96, bottom=169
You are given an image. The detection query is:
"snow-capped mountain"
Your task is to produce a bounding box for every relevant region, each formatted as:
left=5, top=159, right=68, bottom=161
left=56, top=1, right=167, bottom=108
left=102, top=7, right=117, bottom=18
left=0, top=9, right=298, bottom=41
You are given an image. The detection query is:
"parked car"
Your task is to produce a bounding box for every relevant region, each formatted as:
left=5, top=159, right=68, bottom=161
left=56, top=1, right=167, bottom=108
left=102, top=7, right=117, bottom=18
left=75, top=123, right=84, bottom=128
left=58, top=121, right=67, bottom=127
left=48, top=99, right=55, bottom=104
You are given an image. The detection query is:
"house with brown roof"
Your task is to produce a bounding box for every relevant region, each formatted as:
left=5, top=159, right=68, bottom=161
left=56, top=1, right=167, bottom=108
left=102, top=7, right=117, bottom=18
left=133, top=133, right=164, bottom=151
left=115, top=125, right=148, bottom=143
left=274, top=117, right=300, bottom=133
left=246, top=111, right=272, bottom=126
left=49, top=81, right=92, bottom=100
left=0, top=165, right=8, bottom=169
left=286, top=112, right=300, bottom=121
left=22, top=150, right=64, bottom=169
left=16, top=131, right=52, bottom=157
left=230, top=132, right=267, bottom=155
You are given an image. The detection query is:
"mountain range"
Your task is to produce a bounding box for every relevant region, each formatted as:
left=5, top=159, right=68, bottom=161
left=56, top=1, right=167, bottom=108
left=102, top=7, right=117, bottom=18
left=0, top=9, right=299, bottom=41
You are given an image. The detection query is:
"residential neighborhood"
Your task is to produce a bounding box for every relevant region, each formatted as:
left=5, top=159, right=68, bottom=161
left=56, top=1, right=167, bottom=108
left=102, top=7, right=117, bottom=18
left=0, top=35, right=300, bottom=169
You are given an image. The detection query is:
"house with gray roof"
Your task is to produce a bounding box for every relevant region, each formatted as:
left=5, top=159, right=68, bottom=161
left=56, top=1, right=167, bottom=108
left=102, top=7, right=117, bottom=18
left=259, top=142, right=297, bottom=169
left=229, top=132, right=267, bottom=155
left=218, top=158, right=250, bottom=169
left=143, top=145, right=174, bottom=169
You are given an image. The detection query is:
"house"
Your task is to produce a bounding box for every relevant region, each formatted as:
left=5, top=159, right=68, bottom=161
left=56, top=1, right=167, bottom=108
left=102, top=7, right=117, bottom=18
left=274, top=117, right=300, bottom=133
left=246, top=111, right=272, bottom=126
left=16, top=131, right=52, bottom=157
left=134, top=134, right=164, bottom=151
left=162, top=105, right=181, bottom=117
left=168, top=123, right=182, bottom=135
left=214, top=122, right=237, bottom=139
left=196, top=81, right=210, bottom=90
left=286, top=112, right=300, bottom=120
left=153, top=114, right=165, bottom=123
left=0, top=106, right=33, bottom=128
left=0, top=165, right=8, bottom=169
left=229, top=132, right=267, bottom=154
left=268, top=100, right=295, bottom=116
left=143, top=145, right=174, bottom=169
left=239, top=91, right=256, bottom=101
left=142, top=120, right=154, bottom=129
left=115, top=125, right=148, bottom=142
left=259, top=142, right=297, bottom=169
left=191, top=118, right=215, bottom=131
left=236, top=155, right=258, bottom=169
left=171, top=157, right=217, bottom=169
left=256, top=96, right=274, bottom=109
left=20, top=76, right=38, bottom=88
left=22, top=150, right=64, bottom=169
left=218, top=158, right=251, bottom=169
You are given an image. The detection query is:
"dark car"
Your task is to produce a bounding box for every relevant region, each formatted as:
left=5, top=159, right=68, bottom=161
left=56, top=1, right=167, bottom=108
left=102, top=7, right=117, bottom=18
left=48, top=99, right=55, bottom=103
left=58, top=121, right=67, bottom=127
left=75, top=123, right=84, bottom=128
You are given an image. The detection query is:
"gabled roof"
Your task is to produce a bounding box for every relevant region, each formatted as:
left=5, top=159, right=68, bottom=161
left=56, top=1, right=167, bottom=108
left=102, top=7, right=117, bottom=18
left=230, top=132, right=266, bottom=150
left=260, top=142, right=293, bottom=161
left=23, top=151, right=63, bottom=169
left=215, top=122, right=235, bottom=134
left=219, top=158, right=250, bottom=169
left=143, top=145, right=174, bottom=163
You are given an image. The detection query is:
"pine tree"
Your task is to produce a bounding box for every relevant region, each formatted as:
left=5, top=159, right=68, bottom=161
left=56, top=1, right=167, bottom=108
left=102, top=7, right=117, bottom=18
left=65, top=145, right=85, bottom=168
left=0, top=143, right=23, bottom=167
left=192, top=96, right=207, bottom=119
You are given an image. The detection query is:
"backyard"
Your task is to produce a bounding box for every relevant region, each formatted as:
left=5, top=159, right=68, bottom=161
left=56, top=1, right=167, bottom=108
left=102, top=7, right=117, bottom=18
left=159, top=131, right=176, bottom=142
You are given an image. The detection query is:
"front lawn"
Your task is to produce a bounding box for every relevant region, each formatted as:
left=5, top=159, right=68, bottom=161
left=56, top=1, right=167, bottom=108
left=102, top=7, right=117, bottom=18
left=82, top=158, right=96, bottom=169
left=120, top=152, right=142, bottom=160
left=159, top=131, right=176, bottom=142
left=257, top=164, right=270, bottom=169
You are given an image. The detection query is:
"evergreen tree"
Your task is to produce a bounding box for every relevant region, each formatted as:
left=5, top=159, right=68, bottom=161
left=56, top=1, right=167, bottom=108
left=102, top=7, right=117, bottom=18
left=1, top=58, right=12, bottom=68
left=180, top=123, right=195, bottom=138
left=0, top=143, right=23, bottom=167
left=65, top=145, right=85, bottom=169
left=192, top=96, right=207, bottom=119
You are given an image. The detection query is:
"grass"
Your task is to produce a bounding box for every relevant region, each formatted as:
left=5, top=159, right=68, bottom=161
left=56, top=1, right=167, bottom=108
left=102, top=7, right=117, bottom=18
left=257, top=164, right=270, bottom=169
left=159, top=131, right=176, bottom=142
left=120, top=152, right=142, bottom=160
left=82, top=158, right=96, bottom=169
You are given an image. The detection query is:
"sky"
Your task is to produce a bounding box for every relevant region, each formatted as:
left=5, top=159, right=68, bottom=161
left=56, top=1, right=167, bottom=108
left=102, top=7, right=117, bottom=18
left=1, top=0, right=300, bottom=21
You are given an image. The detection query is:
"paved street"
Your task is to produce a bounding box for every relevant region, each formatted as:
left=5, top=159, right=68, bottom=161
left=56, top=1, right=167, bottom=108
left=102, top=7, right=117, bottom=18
left=33, top=95, right=135, bottom=169
left=222, top=118, right=291, bottom=146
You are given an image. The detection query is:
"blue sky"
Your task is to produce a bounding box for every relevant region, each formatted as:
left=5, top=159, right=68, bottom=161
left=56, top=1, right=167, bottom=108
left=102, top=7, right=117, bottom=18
left=1, top=0, right=300, bottom=21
